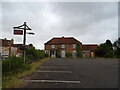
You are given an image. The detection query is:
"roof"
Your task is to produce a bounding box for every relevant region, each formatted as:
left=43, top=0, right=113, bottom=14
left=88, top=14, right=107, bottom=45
left=17, top=49, right=23, bottom=53
left=0, top=38, right=24, bottom=47
left=13, top=44, right=23, bottom=47
left=82, top=44, right=98, bottom=51
left=45, top=37, right=82, bottom=45
left=0, top=39, right=14, bottom=47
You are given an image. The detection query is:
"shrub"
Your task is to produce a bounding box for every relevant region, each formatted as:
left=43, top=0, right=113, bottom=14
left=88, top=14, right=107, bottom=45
left=44, top=53, right=49, bottom=58
left=2, top=56, right=30, bottom=74
left=26, top=45, right=49, bottom=60
left=95, top=39, right=115, bottom=58
left=76, top=43, right=82, bottom=58
left=56, top=48, right=61, bottom=58
left=65, top=53, right=72, bottom=58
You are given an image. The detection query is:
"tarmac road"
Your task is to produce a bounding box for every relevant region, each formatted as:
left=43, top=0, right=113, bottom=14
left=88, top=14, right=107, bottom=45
left=22, top=58, right=118, bottom=88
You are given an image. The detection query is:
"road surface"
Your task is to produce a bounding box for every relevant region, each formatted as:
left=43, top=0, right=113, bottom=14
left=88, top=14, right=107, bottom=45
left=22, top=58, right=118, bottom=88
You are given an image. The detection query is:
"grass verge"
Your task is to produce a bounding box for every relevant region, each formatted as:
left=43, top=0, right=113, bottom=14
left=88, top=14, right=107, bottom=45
left=2, top=58, right=48, bottom=88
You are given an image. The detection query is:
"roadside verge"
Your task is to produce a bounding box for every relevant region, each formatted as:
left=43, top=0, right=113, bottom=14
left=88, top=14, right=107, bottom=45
left=2, top=58, right=49, bottom=88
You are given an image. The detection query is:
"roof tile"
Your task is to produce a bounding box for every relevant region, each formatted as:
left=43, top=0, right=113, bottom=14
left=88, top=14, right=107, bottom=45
left=45, top=37, right=82, bottom=45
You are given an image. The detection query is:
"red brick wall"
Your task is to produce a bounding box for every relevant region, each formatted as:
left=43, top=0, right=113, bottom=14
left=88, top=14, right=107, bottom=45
left=45, top=44, right=82, bottom=53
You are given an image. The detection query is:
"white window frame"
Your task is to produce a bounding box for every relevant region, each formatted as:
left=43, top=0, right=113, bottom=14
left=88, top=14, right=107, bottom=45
left=61, top=44, right=65, bottom=48
left=73, top=44, right=76, bottom=48
left=51, top=45, right=55, bottom=49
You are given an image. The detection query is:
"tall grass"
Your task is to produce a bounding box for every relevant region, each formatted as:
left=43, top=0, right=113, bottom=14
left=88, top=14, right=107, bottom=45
left=2, top=56, right=30, bottom=75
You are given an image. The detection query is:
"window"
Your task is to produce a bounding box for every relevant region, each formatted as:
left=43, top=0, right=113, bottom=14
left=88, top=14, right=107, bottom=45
left=73, top=44, right=76, bottom=48
left=51, top=45, right=55, bottom=49
left=62, top=44, right=65, bottom=48
left=72, top=51, right=77, bottom=57
left=14, top=47, right=17, bottom=49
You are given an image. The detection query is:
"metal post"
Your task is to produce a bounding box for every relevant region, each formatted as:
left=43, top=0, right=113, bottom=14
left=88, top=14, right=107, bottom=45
left=23, top=22, right=26, bottom=64
left=9, top=41, right=11, bottom=59
left=23, top=22, right=26, bottom=45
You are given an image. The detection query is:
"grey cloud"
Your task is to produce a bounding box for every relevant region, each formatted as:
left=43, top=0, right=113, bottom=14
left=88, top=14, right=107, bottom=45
left=2, top=2, right=118, bottom=49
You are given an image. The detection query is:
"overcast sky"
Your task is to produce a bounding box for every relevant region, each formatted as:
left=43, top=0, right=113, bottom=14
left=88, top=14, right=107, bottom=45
left=1, top=2, right=118, bottom=49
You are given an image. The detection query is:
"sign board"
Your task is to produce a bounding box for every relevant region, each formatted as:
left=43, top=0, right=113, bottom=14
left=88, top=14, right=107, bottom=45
left=19, top=46, right=28, bottom=50
left=14, top=30, right=23, bottom=35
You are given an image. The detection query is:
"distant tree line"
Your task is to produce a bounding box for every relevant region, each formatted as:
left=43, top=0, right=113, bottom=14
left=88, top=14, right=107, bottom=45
left=95, top=37, right=120, bottom=58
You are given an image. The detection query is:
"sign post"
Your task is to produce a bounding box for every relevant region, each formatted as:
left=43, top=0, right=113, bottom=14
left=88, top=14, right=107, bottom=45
left=13, top=22, right=34, bottom=64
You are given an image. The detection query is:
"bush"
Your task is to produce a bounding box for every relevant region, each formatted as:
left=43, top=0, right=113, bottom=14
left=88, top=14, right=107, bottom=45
left=95, top=40, right=115, bottom=58
left=56, top=48, right=61, bottom=58
left=44, top=53, right=49, bottom=58
left=76, top=44, right=82, bottom=58
left=65, top=53, right=72, bottom=58
left=2, top=56, right=30, bottom=74
left=26, top=45, right=49, bottom=61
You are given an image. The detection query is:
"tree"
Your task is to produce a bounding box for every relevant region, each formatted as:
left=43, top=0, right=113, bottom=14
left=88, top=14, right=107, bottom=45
left=106, top=39, right=113, bottom=47
left=29, top=43, right=34, bottom=47
left=56, top=48, right=61, bottom=58
left=76, top=43, right=82, bottom=58
left=26, top=45, right=37, bottom=60
left=113, top=37, right=120, bottom=58
left=96, top=39, right=115, bottom=58
left=26, top=44, right=48, bottom=61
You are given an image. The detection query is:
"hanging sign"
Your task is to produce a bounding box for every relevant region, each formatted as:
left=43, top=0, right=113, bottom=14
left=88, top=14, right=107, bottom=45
left=14, top=30, right=23, bottom=35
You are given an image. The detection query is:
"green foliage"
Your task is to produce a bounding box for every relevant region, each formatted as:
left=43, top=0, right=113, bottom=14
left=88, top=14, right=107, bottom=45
left=106, top=39, right=113, bottom=47
left=26, top=45, right=37, bottom=59
left=2, top=43, right=49, bottom=76
left=113, top=38, right=120, bottom=58
left=56, top=48, right=61, bottom=58
left=44, top=53, right=49, bottom=58
left=65, top=53, right=72, bottom=58
left=26, top=45, right=48, bottom=61
left=2, top=56, right=30, bottom=75
left=96, top=39, right=115, bottom=58
left=76, top=43, right=82, bottom=58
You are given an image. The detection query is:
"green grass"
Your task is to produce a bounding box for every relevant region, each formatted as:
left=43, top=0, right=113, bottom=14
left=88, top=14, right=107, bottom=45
left=2, top=58, right=48, bottom=88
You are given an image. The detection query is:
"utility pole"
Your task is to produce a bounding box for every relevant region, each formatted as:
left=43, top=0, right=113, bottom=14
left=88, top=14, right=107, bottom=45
left=13, top=22, right=34, bottom=64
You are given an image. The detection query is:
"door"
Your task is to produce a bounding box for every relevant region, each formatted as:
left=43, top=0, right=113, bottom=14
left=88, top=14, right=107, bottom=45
left=61, top=51, right=65, bottom=58
left=50, top=50, right=56, bottom=58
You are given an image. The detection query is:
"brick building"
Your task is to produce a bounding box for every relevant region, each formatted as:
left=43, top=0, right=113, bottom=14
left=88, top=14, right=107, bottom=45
left=0, top=38, right=22, bottom=59
left=82, top=44, right=98, bottom=58
left=44, top=36, right=98, bottom=58
left=44, top=37, right=82, bottom=58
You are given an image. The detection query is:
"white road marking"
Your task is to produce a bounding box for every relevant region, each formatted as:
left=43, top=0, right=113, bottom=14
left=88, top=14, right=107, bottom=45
left=23, top=80, right=80, bottom=83
left=40, top=66, right=69, bottom=68
left=41, top=64, right=67, bottom=66
left=37, top=71, right=72, bottom=73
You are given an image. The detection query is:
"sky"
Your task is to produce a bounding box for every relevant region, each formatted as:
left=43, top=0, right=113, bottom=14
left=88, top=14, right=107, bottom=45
left=1, top=2, right=118, bottom=49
